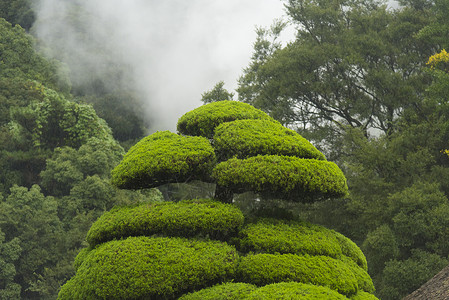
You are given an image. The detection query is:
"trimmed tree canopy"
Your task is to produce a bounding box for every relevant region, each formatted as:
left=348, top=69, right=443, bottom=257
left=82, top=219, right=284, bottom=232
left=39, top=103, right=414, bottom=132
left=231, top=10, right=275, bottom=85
left=238, top=218, right=367, bottom=270
left=58, top=236, right=239, bottom=300
left=214, top=119, right=326, bottom=161
left=213, top=155, right=348, bottom=201
left=111, top=131, right=216, bottom=189
left=177, top=100, right=274, bottom=138
left=179, top=282, right=257, bottom=300
left=61, top=101, right=378, bottom=300
left=238, top=253, right=372, bottom=296
left=86, top=199, right=244, bottom=247
left=112, top=101, right=348, bottom=203
left=245, top=282, right=348, bottom=300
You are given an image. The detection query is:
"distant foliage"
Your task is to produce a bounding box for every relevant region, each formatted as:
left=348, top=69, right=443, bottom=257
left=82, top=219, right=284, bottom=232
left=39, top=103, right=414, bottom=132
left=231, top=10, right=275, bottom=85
left=0, top=18, right=69, bottom=91
left=58, top=236, right=239, bottom=300
left=86, top=199, right=244, bottom=247
left=201, top=81, right=235, bottom=104
left=177, top=100, right=274, bottom=138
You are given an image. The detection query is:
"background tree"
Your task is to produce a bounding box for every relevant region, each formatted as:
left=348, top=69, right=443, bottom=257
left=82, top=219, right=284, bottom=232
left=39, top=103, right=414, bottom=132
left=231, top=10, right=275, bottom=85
left=0, top=0, right=34, bottom=30
left=59, top=101, right=378, bottom=299
left=201, top=81, right=235, bottom=104
left=238, top=0, right=435, bottom=157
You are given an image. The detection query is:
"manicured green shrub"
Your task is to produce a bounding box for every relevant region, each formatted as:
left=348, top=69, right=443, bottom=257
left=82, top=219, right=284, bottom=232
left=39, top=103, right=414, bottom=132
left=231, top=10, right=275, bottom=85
left=351, top=291, right=379, bottom=300
left=213, top=155, right=348, bottom=201
left=58, top=236, right=239, bottom=300
left=339, top=256, right=375, bottom=294
left=238, top=253, right=359, bottom=296
left=86, top=199, right=245, bottom=247
left=73, top=247, right=91, bottom=271
left=245, top=282, right=348, bottom=299
left=111, top=131, right=216, bottom=189
left=237, top=218, right=367, bottom=270
left=179, top=282, right=257, bottom=300
left=177, top=100, right=274, bottom=138
left=214, top=119, right=326, bottom=161
left=335, top=232, right=368, bottom=271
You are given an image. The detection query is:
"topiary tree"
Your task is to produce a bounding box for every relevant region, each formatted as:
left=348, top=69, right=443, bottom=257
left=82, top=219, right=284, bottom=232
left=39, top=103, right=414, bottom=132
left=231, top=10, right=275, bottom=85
left=59, top=100, right=378, bottom=299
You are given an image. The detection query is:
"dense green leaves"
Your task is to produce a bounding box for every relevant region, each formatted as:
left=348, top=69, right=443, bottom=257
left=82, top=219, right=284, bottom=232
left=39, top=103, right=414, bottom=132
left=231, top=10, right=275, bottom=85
left=246, top=282, right=349, bottom=300
left=238, top=0, right=434, bottom=153
left=213, top=155, right=348, bottom=201
left=177, top=100, right=274, bottom=138
left=238, top=253, right=372, bottom=296
left=214, top=119, right=325, bottom=161
left=111, top=131, right=216, bottom=189
left=238, top=218, right=367, bottom=270
left=0, top=18, right=68, bottom=90
left=86, top=199, right=244, bottom=247
left=58, top=236, right=239, bottom=299
left=179, top=282, right=257, bottom=300
left=201, top=81, right=235, bottom=104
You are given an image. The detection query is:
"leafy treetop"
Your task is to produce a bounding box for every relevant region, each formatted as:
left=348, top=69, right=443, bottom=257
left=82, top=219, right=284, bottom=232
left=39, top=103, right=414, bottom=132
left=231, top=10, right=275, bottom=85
left=112, top=100, right=348, bottom=203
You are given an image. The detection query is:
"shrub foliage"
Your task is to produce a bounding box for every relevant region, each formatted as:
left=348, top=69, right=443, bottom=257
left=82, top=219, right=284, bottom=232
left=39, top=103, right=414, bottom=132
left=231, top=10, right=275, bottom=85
left=214, top=119, right=326, bottom=161
left=245, top=282, right=349, bottom=300
left=177, top=100, right=274, bottom=138
left=111, top=131, right=216, bottom=189
left=213, top=155, right=348, bottom=201
left=58, top=236, right=239, bottom=299
left=238, top=253, right=366, bottom=296
left=179, top=282, right=257, bottom=300
left=237, top=218, right=367, bottom=270
left=86, top=199, right=244, bottom=247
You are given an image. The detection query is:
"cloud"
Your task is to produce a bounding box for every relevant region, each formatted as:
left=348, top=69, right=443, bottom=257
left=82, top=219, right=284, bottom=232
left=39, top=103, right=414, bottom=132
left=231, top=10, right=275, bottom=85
left=33, top=0, right=289, bottom=132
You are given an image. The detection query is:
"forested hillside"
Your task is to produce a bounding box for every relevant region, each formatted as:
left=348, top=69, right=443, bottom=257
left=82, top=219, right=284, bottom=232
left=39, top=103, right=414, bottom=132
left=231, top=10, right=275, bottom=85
left=1, top=0, right=449, bottom=299
left=0, top=7, right=160, bottom=300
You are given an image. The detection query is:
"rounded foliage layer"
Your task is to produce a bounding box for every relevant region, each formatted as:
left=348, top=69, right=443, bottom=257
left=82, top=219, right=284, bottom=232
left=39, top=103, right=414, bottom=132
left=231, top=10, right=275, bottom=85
left=351, top=291, right=380, bottom=300
left=238, top=218, right=367, bottom=270
left=177, top=100, right=274, bottom=138
left=245, top=282, right=348, bottom=300
left=111, top=131, right=216, bottom=189
left=238, top=253, right=370, bottom=296
left=179, top=282, right=257, bottom=300
left=214, top=119, right=325, bottom=161
left=86, top=199, right=244, bottom=247
left=58, top=236, right=239, bottom=300
left=213, top=155, right=348, bottom=201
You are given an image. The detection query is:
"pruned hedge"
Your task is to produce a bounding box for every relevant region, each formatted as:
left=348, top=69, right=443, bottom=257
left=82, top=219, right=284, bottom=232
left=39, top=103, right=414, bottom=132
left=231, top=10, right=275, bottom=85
left=238, top=253, right=361, bottom=296
left=214, top=119, right=326, bottom=161
left=86, top=199, right=245, bottom=247
left=237, top=218, right=367, bottom=270
left=351, top=291, right=380, bottom=300
left=58, top=236, right=239, bottom=300
left=111, top=131, right=216, bottom=189
left=213, top=155, right=348, bottom=201
left=245, top=282, right=348, bottom=300
left=177, top=101, right=274, bottom=138
left=179, top=282, right=257, bottom=300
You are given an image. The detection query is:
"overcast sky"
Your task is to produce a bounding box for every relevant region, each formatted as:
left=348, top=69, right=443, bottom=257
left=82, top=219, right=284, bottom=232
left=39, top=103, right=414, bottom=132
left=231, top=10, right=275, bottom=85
left=34, top=0, right=397, bottom=132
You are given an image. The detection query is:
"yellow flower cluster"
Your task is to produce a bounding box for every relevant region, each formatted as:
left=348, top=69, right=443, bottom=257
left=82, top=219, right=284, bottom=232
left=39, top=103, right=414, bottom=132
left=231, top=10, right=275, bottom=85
left=427, top=49, right=449, bottom=69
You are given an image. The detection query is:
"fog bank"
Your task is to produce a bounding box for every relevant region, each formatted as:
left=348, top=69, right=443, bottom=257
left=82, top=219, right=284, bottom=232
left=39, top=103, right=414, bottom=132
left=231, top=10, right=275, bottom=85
left=33, top=0, right=290, bottom=132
